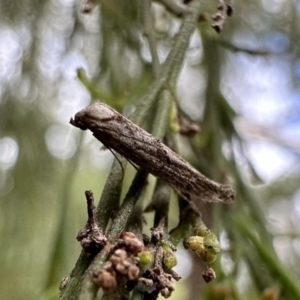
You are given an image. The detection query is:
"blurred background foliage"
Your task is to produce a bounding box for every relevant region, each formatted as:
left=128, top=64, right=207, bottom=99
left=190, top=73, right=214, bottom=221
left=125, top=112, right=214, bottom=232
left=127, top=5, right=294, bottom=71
left=0, top=0, right=300, bottom=299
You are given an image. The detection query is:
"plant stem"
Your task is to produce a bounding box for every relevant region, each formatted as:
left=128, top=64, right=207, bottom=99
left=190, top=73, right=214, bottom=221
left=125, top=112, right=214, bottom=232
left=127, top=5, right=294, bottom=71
left=131, top=0, right=204, bottom=127
left=107, top=170, right=149, bottom=240
left=96, top=155, right=126, bottom=231
left=236, top=216, right=300, bottom=299
left=142, top=0, right=160, bottom=77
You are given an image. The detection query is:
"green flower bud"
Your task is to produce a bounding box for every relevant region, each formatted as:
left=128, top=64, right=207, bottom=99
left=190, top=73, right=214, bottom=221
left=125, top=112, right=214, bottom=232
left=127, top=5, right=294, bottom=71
left=203, top=232, right=220, bottom=254
left=194, top=222, right=209, bottom=237
left=163, top=251, right=178, bottom=269
left=138, top=250, right=153, bottom=266
left=186, top=236, right=204, bottom=251
left=196, top=249, right=216, bottom=264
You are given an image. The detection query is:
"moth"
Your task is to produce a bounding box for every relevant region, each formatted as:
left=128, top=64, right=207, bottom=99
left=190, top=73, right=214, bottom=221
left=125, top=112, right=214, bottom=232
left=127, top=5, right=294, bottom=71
left=70, top=103, right=235, bottom=203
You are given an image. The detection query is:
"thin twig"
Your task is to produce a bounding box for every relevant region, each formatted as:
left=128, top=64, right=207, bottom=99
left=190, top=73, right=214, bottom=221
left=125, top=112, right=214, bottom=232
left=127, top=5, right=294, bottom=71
left=76, top=69, right=114, bottom=104
left=151, top=88, right=173, bottom=139
left=236, top=216, right=300, bottom=299
left=47, top=132, right=84, bottom=292
left=76, top=191, right=107, bottom=252
left=154, top=0, right=191, bottom=17
left=97, top=155, right=127, bottom=230
left=143, top=0, right=160, bottom=77
left=169, top=197, right=198, bottom=246
left=107, top=170, right=149, bottom=240
left=216, top=39, right=269, bottom=55
left=146, top=180, right=171, bottom=229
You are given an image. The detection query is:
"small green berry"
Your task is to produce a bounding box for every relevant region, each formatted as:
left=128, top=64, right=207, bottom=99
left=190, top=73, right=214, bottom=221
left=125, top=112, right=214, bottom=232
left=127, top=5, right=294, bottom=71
left=186, top=236, right=204, bottom=251
left=138, top=250, right=153, bottom=266
left=163, top=251, right=178, bottom=269
left=203, top=232, right=220, bottom=254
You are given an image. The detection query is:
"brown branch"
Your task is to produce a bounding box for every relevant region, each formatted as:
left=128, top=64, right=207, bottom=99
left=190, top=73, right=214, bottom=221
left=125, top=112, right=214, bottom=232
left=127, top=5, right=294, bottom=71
left=77, top=191, right=107, bottom=253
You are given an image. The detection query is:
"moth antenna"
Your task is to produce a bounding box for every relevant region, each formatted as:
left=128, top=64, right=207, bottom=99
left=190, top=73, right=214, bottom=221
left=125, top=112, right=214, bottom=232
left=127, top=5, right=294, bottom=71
left=172, top=187, right=199, bottom=213
left=107, top=147, right=125, bottom=180
left=106, top=146, right=140, bottom=179
left=127, top=159, right=139, bottom=171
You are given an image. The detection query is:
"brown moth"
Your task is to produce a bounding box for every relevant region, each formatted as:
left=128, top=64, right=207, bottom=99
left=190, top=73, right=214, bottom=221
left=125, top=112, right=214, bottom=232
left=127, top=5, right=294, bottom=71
left=70, top=103, right=235, bottom=203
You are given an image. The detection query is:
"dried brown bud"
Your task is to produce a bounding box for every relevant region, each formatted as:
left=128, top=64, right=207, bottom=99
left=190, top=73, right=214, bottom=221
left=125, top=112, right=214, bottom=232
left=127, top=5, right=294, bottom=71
left=161, top=287, right=172, bottom=298
left=110, top=249, right=128, bottom=265
left=123, top=259, right=132, bottom=268
left=138, top=278, right=156, bottom=293
left=128, top=265, right=140, bottom=280
left=115, top=248, right=128, bottom=257
left=121, top=238, right=144, bottom=255
left=115, top=263, right=128, bottom=275
left=120, top=231, right=137, bottom=240
left=93, top=270, right=117, bottom=290
left=202, top=267, right=216, bottom=283
left=178, top=115, right=200, bottom=137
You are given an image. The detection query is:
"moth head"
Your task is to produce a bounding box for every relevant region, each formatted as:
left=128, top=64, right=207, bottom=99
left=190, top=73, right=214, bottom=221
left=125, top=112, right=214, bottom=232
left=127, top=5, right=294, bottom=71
left=70, top=116, right=88, bottom=130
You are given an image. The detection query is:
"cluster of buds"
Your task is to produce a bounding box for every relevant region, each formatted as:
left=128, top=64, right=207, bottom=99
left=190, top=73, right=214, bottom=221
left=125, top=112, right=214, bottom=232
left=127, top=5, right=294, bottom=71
left=186, top=224, right=220, bottom=262
left=110, top=249, right=139, bottom=280
left=137, top=244, right=180, bottom=299
left=186, top=222, right=220, bottom=282
left=116, top=231, right=144, bottom=255
left=93, top=232, right=144, bottom=291
left=137, top=261, right=176, bottom=298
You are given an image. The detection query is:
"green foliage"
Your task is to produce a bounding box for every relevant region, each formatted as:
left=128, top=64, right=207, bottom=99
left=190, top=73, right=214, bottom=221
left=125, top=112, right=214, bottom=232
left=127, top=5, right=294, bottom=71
left=0, top=0, right=300, bottom=299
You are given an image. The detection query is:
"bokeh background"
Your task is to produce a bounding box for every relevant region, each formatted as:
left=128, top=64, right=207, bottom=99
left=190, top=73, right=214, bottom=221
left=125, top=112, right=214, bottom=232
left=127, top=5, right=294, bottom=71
left=0, top=0, right=300, bottom=299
